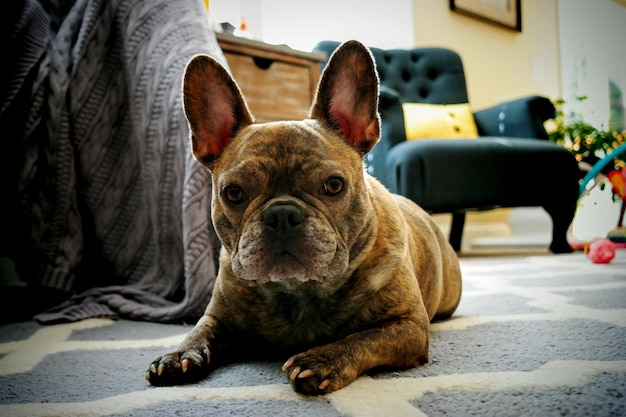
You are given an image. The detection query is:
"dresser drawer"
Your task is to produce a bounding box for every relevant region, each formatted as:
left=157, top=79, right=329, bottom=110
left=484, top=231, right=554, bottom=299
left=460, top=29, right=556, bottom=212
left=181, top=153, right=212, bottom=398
left=225, top=52, right=313, bottom=121
left=217, top=34, right=326, bottom=123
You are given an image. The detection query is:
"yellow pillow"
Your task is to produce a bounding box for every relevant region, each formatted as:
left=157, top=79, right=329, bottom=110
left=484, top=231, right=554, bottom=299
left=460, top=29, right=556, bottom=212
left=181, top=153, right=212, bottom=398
left=402, top=103, right=478, bottom=140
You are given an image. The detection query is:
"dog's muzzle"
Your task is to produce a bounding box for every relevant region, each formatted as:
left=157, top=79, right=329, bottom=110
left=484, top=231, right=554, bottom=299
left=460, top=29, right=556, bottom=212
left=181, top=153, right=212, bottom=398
left=232, top=199, right=347, bottom=286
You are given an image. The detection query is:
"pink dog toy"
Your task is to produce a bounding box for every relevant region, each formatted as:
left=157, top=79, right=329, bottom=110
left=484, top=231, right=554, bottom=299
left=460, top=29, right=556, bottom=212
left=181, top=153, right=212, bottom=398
left=585, top=238, right=616, bottom=264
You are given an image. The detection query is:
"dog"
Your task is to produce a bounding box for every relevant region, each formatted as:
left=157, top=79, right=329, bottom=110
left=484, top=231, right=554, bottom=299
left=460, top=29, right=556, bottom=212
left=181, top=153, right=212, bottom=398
left=146, top=40, right=462, bottom=395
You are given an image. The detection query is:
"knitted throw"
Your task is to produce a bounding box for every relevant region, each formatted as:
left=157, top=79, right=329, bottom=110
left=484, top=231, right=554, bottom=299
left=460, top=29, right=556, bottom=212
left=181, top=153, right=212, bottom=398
left=1, top=0, right=228, bottom=323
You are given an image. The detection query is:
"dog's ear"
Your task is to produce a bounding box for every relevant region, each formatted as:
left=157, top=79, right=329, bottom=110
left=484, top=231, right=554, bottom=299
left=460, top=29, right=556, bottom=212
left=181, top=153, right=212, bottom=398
left=309, top=41, right=381, bottom=155
left=183, top=54, right=253, bottom=169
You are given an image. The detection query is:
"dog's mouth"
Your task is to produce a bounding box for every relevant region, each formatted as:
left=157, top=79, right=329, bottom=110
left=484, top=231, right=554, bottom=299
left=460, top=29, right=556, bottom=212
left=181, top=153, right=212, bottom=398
left=269, top=250, right=302, bottom=270
left=234, top=245, right=331, bottom=285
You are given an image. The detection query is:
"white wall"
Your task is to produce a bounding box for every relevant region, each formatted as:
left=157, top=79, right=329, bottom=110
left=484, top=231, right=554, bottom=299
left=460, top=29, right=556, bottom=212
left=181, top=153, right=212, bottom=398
left=209, top=0, right=626, bottom=125
left=557, top=0, right=626, bottom=129
left=208, top=0, right=415, bottom=52
left=557, top=0, right=626, bottom=240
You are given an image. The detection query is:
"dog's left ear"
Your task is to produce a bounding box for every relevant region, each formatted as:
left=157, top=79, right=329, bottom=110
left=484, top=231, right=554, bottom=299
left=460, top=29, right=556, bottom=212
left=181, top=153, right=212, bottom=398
left=310, top=40, right=381, bottom=155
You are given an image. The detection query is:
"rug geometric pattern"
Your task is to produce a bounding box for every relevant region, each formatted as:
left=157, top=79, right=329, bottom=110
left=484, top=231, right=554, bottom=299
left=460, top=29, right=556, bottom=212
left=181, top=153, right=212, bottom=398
left=1, top=252, right=625, bottom=416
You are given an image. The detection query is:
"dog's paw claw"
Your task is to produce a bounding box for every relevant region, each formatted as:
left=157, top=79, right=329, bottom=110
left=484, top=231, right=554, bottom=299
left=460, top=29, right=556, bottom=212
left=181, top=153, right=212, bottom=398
left=281, top=358, right=294, bottom=372
left=298, top=369, right=314, bottom=378
left=319, top=379, right=331, bottom=390
left=289, top=366, right=301, bottom=381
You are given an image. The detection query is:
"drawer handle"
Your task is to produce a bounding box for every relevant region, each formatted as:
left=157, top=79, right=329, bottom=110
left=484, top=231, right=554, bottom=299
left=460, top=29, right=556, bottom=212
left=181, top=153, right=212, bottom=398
left=253, top=57, right=274, bottom=70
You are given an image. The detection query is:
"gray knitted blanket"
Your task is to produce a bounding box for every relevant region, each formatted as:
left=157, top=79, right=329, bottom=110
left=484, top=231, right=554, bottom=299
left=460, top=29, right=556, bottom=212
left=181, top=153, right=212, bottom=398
left=1, top=0, right=227, bottom=323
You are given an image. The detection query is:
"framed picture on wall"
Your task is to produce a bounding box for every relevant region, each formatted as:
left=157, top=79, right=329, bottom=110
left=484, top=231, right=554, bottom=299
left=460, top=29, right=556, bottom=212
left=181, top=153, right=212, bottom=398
left=450, top=0, right=522, bottom=32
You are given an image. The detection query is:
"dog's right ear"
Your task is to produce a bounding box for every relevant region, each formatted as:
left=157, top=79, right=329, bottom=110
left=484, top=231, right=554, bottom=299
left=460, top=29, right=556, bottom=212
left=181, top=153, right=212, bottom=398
left=183, top=55, right=253, bottom=169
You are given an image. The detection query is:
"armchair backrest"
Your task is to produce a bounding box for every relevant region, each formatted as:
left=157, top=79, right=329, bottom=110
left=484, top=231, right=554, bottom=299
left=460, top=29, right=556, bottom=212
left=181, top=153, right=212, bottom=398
left=313, top=41, right=470, bottom=105
left=312, top=41, right=555, bottom=189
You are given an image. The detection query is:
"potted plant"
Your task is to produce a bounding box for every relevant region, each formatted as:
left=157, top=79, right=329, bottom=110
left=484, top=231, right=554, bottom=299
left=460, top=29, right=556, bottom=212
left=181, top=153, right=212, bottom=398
left=547, top=97, right=625, bottom=167
left=546, top=97, right=626, bottom=243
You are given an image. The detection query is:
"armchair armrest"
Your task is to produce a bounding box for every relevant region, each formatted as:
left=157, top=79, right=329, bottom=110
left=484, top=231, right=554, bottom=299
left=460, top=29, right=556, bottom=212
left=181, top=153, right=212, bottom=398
left=473, top=95, right=555, bottom=140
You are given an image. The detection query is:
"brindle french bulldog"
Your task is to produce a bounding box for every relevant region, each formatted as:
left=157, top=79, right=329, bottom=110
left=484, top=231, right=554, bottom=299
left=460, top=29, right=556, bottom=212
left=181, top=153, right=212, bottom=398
left=146, top=40, right=462, bottom=395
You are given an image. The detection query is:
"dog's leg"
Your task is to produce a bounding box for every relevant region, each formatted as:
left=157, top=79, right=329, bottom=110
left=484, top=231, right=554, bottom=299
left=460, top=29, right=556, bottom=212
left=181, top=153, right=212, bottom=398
left=282, top=316, right=429, bottom=395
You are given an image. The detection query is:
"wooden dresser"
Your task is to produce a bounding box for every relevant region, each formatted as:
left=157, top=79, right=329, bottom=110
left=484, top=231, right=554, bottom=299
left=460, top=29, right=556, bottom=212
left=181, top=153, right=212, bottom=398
left=216, top=34, right=327, bottom=123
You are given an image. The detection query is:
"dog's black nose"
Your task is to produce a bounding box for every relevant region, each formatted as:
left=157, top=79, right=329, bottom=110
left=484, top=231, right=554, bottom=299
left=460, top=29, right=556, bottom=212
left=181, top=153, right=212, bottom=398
left=263, top=204, right=304, bottom=232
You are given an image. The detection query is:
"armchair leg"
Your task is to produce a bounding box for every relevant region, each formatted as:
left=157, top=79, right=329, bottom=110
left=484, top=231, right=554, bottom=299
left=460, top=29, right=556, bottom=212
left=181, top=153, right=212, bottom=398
left=449, top=212, right=466, bottom=252
left=543, top=204, right=575, bottom=254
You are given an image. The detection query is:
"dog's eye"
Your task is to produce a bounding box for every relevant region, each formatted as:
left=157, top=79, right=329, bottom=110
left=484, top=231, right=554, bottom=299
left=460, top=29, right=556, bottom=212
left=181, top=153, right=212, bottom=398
left=223, top=185, right=246, bottom=204
left=322, top=177, right=344, bottom=196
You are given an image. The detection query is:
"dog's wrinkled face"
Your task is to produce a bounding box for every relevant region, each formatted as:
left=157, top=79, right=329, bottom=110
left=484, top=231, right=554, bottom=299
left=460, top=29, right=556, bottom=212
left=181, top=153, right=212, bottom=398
left=212, top=121, right=368, bottom=285
left=183, top=41, right=381, bottom=288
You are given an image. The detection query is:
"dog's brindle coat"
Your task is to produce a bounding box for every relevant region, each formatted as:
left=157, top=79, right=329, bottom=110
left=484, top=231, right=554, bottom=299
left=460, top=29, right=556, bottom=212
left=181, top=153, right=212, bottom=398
left=146, top=40, right=462, bottom=395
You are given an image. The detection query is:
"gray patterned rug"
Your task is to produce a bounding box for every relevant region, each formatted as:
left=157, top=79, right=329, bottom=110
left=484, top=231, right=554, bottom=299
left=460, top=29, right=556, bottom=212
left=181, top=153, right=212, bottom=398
left=1, top=251, right=625, bottom=417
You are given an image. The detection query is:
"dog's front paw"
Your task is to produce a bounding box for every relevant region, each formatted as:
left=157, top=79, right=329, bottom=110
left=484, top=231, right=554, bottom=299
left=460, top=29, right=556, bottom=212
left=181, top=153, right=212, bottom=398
left=146, top=345, right=210, bottom=386
left=282, top=348, right=358, bottom=395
